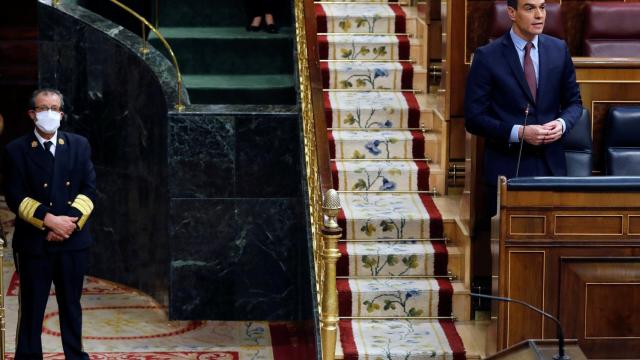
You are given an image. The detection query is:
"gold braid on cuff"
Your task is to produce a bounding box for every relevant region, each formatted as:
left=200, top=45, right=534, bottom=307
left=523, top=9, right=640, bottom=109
left=70, top=194, right=94, bottom=230
left=18, top=197, right=45, bottom=230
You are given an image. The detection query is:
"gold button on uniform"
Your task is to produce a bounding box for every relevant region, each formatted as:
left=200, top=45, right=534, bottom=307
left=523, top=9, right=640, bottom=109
left=67, top=201, right=72, bottom=205
left=43, top=183, right=48, bottom=188
left=49, top=202, right=53, bottom=206
left=66, top=181, right=70, bottom=186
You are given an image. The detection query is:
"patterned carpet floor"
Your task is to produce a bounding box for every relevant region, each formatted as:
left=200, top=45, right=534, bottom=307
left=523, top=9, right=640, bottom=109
left=0, top=202, right=313, bottom=360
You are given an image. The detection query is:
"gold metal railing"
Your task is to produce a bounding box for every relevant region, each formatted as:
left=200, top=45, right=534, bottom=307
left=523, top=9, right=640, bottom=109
left=294, top=0, right=342, bottom=358
left=108, top=0, right=185, bottom=111
left=52, top=0, right=185, bottom=110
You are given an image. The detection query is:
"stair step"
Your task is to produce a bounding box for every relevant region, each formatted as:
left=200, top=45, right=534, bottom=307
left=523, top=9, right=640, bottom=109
left=324, top=91, right=422, bottom=129
left=338, top=192, right=443, bottom=239
left=316, top=3, right=406, bottom=34
left=149, top=27, right=294, bottom=74
left=337, top=278, right=453, bottom=317
left=328, top=129, right=424, bottom=160
left=321, top=61, right=414, bottom=90
left=337, top=319, right=466, bottom=360
left=319, top=34, right=410, bottom=60
left=182, top=74, right=295, bottom=104
left=337, top=240, right=448, bottom=276
left=332, top=159, right=431, bottom=191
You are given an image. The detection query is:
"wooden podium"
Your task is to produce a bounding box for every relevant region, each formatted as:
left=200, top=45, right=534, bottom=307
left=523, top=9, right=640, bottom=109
left=487, top=339, right=587, bottom=360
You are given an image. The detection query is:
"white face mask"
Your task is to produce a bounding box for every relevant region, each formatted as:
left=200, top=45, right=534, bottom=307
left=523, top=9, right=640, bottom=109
left=35, top=110, right=61, bottom=134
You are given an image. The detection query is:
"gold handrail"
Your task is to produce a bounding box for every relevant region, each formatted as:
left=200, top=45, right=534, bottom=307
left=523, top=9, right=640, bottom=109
left=109, top=0, right=185, bottom=111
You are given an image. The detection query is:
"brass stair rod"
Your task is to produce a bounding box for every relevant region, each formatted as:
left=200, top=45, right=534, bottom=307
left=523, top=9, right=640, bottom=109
left=321, top=189, right=342, bottom=360
left=109, top=0, right=185, bottom=111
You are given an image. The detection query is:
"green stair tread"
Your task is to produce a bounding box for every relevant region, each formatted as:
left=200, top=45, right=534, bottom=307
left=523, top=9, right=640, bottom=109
left=183, top=74, right=294, bottom=90
left=151, top=27, right=293, bottom=40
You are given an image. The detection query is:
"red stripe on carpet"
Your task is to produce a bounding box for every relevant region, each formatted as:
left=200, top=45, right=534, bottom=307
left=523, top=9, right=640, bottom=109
left=397, top=35, right=410, bottom=60
left=328, top=131, right=336, bottom=158
left=315, top=4, right=328, bottom=33
left=391, top=4, right=406, bottom=33
left=402, top=91, right=420, bottom=128
left=400, top=62, right=414, bottom=89
left=270, top=322, right=294, bottom=360
left=419, top=193, right=444, bottom=238
left=338, top=208, right=347, bottom=239
left=331, top=161, right=340, bottom=191
left=440, top=320, right=467, bottom=360
left=432, top=240, right=449, bottom=276
left=411, top=130, right=425, bottom=159
left=416, top=160, right=430, bottom=191
left=319, top=35, right=329, bottom=59
left=337, top=242, right=349, bottom=276
left=339, top=320, right=359, bottom=360
left=320, top=62, right=330, bottom=89
left=323, top=92, right=333, bottom=128
left=337, top=279, right=353, bottom=317
left=436, top=278, right=453, bottom=316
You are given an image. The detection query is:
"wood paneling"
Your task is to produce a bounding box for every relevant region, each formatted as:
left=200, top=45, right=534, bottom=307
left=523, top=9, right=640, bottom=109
left=496, top=182, right=640, bottom=358
left=559, top=259, right=640, bottom=358
left=555, top=215, right=623, bottom=235
left=509, top=215, right=545, bottom=235
left=506, top=251, right=545, bottom=347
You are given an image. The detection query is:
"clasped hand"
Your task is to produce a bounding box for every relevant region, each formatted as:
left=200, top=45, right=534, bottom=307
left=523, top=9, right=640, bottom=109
left=43, top=213, right=78, bottom=242
left=520, top=119, right=563, bottom=146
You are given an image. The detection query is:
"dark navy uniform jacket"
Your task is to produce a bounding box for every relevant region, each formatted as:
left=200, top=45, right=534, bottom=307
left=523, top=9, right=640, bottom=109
left=4, top=131, right=96, bottom=255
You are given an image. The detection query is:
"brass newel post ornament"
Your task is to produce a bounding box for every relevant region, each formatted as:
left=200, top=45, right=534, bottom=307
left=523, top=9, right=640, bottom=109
left=321, top=189, right=342, bottom=360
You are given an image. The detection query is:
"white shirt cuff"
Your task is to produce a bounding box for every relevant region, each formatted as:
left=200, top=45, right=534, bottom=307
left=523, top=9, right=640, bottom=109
left=510, top=125, right=522, bottom=143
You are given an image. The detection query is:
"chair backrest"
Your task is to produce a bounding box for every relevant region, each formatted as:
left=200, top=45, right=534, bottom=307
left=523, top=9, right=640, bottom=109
left=604, top=107, right=640, bottom=175
left=564, top=108, right=592, bottom=177
left=488, top=1, right=565, bottom=42
left=583, top=2, right=640, bottom=57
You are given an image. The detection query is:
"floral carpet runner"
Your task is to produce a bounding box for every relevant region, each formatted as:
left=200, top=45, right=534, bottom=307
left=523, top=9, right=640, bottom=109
left=315, top=1, right=466, bottom=359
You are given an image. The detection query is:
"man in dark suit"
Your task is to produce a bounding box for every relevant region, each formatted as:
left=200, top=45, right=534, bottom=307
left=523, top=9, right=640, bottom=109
left=464, top=0, right=582, bottom=217
left=4, top=89, right=95, bottom=359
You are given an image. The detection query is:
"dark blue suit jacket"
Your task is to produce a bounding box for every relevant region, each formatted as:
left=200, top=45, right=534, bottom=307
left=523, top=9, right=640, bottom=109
left=464, top=32, right=582, bottom=185
left=4, top=131, right=96, bottom=254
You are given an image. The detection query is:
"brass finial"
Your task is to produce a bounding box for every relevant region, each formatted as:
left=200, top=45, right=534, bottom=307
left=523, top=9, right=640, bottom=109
left=323, top=189, right=341, bottom=229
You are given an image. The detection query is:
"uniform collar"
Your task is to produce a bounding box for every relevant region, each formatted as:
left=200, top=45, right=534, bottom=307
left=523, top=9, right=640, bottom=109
left=33, top=129, right=58, bottom=149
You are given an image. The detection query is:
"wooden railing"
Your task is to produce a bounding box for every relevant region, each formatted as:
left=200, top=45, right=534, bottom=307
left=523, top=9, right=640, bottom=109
left=294, top=0, right=339, bottom=359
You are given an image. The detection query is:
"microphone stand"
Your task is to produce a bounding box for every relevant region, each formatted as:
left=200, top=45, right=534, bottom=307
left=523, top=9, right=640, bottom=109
left=515, top=104, right=530, bottom=178
left=470, top=292, right=570, bottom=360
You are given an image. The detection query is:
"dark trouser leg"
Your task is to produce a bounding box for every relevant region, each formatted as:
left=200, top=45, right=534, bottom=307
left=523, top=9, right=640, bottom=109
left=52, top=250, right=89, bottom=360
left=245, top=0, right=262, bottom=19
left=14, top=253, right=53, bottom=360
left=245, top=0, right=277, bottom=18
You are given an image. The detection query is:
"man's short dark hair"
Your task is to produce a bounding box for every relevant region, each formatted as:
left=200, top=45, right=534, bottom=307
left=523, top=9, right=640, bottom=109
left=30, top=88, right=64, bottom=110
left=507, top=0, right=518, bottom=9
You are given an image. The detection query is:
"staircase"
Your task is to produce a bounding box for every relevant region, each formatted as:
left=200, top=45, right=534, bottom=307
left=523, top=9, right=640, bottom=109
left=150, top=0, right=296, bottom=104
left=314, top=1, right=470, bottom=358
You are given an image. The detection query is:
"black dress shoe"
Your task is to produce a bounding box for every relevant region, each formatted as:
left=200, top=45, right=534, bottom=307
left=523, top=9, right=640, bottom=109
left=265, top=23, right=278, bottom=33
left=246, top=23, right=261, bottom=32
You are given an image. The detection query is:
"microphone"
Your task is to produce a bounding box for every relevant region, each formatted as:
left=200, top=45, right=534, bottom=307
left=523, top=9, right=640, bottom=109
left=515, top=104, right=530, bottom=178
left=470, top=292, right=570, bottom=360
